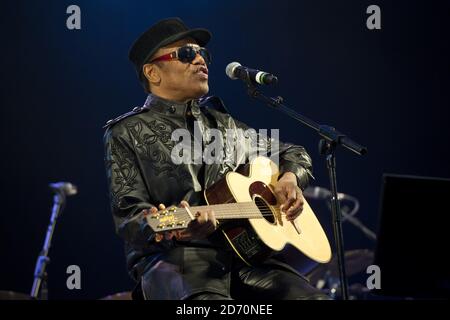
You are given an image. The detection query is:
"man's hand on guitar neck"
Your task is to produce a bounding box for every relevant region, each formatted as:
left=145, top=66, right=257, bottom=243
left=146, top=201, right=217, bottom=242
left=275, top=172, right=305, bottom=221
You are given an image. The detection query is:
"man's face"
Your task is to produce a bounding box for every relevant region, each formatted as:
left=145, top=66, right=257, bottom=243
left=147, top=38, right=209, bottom=101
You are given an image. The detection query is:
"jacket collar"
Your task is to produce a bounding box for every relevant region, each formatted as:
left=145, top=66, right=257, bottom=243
left=143, top=94, right=200, bottom=117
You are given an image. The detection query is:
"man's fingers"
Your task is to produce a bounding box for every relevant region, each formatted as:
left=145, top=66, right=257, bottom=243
left=286, top=196, right=304, bottom=220
left=196, top=210, right=215, bottom=223
left=286, top=190, right=305, bottom=220
left=191, top=209, right=217, bottom=230
left=287, top=188, right=301, bottom=211
left=282, top=188, right=297, bottom=212
left=273, top=186, right=286, bottom=202
left=292, top=194, right=304, bottom=212
left=274, top=187, right=287, bottom=210
left=180, top=200, right=190, bottom=208
left=207, top=210, right=217, bottom=228
left=196, top=210, right=207, bottom=223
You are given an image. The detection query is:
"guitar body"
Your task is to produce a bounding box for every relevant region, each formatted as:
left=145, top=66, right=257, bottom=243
left=205, top=156, right=332, bottom=266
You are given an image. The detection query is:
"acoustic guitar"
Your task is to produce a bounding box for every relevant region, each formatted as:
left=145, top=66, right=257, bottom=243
left=146, top=156, right=332, bottom=266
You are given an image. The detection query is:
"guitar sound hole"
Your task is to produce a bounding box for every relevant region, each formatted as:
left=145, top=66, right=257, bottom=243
left=254, top=196, right=275, bottom=224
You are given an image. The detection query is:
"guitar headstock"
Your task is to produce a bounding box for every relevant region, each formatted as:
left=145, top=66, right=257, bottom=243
left=145, top=206, right=193, bottom=233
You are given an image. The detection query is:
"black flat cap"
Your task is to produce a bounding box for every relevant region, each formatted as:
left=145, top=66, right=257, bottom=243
left=129, top=17, right=211, bottom=80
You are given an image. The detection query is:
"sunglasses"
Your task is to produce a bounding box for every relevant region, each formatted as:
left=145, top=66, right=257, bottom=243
left=148, top=45, right=212, bottom=65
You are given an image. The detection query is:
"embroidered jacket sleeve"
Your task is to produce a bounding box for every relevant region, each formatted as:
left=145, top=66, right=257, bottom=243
left=104, top=124, right=158, bottom=250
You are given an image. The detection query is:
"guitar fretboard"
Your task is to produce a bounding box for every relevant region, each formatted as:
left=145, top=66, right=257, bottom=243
left=154, top=201, right=280, bottom=222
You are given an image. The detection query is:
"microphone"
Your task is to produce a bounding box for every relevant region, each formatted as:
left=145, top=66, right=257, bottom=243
left=49, top=182, right=78, bottom=196
left=226, top=62, right=278, bottom=85
left=303, top=186, right=345, bottom=200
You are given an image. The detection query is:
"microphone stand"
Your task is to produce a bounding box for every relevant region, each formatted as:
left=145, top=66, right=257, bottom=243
left=30, top=190, right=67, bottom=300
left=243, top=77, right=367, bottom=300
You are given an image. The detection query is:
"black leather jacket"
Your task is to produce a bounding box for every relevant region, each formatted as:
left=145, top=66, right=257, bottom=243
left=103, top=94, right=313, bottom=299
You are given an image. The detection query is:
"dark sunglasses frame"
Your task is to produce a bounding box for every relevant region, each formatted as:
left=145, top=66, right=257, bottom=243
left=148, top=46, right=211, bottom=65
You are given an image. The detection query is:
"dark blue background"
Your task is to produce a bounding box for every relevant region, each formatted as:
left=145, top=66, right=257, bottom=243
left=1, top=0, right=449, bottom=299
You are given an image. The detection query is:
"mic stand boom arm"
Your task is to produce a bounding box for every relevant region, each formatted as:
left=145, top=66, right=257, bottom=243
left=244, top=78, right=367, bottom=300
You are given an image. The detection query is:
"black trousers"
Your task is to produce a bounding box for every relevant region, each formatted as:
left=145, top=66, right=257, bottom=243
left=189, top=264, right=330, bottom=300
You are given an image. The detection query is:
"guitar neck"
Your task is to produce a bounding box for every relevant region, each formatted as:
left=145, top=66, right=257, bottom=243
left=147, top=201, right=279, bottom=233
left=187, top=202, right=263, bottom=220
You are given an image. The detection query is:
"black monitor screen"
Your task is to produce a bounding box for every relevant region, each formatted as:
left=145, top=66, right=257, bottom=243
left=373, top=174, right=450, bottom=299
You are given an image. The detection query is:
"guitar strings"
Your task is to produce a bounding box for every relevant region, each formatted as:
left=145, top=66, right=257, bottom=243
left=155, top=209, right=294, bottom=220
left=158, top=208, right=291, bottom=215
left=157, top=207, right=295, bottom=216
left=152, top=203, right=302, bottom=223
